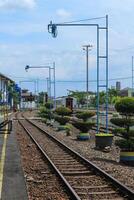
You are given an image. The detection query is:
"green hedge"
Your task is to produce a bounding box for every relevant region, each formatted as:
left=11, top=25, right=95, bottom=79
left=110, top=118, right=134, bottom=127
left=72, top=121, right=95, bottom=133
left=44, top=102, right=53, bottom=109
left=39, top=106, right=54, bottom=119
left=115, top=97, right=134, bottom=115
left=55, top=115, right=70, bottom=125
left=55, top=106, right=72, bottom=116
left=115, top=139, right=134, bottom=150
left=76, top=111, right=95, bottom=122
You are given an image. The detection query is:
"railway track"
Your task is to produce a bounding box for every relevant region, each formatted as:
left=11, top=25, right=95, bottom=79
left=17, top=113, right=134, bottom=200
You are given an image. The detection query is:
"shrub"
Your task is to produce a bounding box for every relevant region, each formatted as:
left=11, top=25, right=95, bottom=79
left=112, top=112, right=119, bottom=118
left=112, top=128, right=126, bottom=135
left=39, top=106, right=54, bottom=120
left=76, top=111, right=95, bottom=122
left=115, top=97, right=134, bottom=115
left=111, top=97, right=134, bottom=150
left=45, top=102, right=53, bottom=109
left=55, top=106, right=72, bottom=116
left=55, top=115, right=70, bottom=125
left=72, top=121, right=95, bottom=133
left=115, top=139, right=134, bottom=151
left=110, top=118, right=134, bottom=127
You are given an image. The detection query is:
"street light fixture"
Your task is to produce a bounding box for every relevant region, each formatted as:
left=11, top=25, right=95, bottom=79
left=83, top=44, right=93, bottom=109
left=25, top=65, right=30, bottom=72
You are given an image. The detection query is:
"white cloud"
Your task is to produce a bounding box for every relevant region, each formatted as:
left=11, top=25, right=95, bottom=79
left=0, top=0, right=36, bottom=10
left=56, top=9, right=71, bottom=18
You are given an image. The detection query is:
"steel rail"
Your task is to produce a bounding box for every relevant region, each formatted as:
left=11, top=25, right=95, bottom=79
left=18, top=119, right=81, bottom=200
left=23, top=117, right=134, bottom=200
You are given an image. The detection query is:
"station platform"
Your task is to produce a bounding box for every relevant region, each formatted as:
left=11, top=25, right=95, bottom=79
left=0, top=120, right=28, bottom=200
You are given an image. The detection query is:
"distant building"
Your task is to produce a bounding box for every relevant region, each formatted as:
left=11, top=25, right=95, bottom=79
left=116, top=81, right=121, bottom=91
left=119, top=87, right=134, bottom=97
left=0, top=73, right=14, bottom=108
left=55, top=96, right=77, bottom=110
left=21, top=89, right=37, bottom=109
left=111, top=85, right=115, bottom=90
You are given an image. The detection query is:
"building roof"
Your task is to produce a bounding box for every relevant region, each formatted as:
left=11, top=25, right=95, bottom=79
left=0, top=73, right=14, bottom=83
left=121, top=87, right=132, bottom=91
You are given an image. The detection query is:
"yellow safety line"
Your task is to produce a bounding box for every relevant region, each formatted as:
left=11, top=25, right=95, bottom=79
left=0, top=127, right=8, bottom=199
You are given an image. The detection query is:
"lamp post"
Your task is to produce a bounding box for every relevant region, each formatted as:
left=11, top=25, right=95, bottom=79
left=83, top=44, right=93, bottom=109
left=25, top=63, right=56, bottom=109
left=132, top=56, right=134, bottom=96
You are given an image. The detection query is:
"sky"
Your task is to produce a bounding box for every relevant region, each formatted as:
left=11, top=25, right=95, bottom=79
left=0, top=0, right=134, bottom=96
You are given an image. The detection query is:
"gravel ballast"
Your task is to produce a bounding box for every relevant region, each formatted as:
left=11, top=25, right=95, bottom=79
left=31, top=118, right=134, bottom=192
left=15, top=120, right=70, bottom=200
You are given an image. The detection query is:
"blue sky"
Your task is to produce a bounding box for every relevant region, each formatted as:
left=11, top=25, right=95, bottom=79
left=0, top=0, right=134, bottom=96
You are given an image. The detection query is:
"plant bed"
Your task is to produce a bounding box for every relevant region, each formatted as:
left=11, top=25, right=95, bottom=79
left=111, top=97, right=134, bottom=165
left=77, top=132, right=90, bottom=141
left=95, top=133, right=114, bottom=149
left=72, top=111, right=95, bottom=141
left=54, top=115, right=70, bottom=125
left=115, top=139, right=134, bottom=165
left=56, top=124, right=72, bottom=136
left=72, top=121, right=95, bottom=141
left=120, top=150, right=134, bottom=166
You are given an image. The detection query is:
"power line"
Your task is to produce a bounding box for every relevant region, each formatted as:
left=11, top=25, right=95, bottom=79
left=10, top=76, right=132, bottom=83
left=60, top=16, right=106, bottom=24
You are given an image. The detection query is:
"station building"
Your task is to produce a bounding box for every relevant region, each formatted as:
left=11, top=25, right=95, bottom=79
left=0, top=73, right=14, bottom=105
left=21, top=89, right=37, bottom=109
left=119, top=87, right=134, bottom=97
left=55, top=96, right=77, bottom=110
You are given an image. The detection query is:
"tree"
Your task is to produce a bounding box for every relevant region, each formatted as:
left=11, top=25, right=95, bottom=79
left=7, top=83, right=20, bottom=109
left=110, top=97, right=134, bottom=150
left=91, top=89, right=119, bottom=106
left=72, top=111, right=95, bottom=133
left=108, top=88, right=118, bottom=104
left=38, top=92, right=46, bottom=105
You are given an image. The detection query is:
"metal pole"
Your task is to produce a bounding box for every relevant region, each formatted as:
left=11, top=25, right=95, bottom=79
left=132, top=56, right=134, bottom=96
left=106, top=15, right=109, bottom=133
left=53, top=62, right=56, bottom=109
left=97, top=25, right=99, bottom=134
left=49, top=67, right=51, bottom=101
left=19, top=81, right=22, bottom=110
left=46, top=78, right=49, bottom=97
left=37, top=78, right=39, bottom=108
left=86, top=46, right=89, bottom=110
left=83, top=45, right=92, bottom=110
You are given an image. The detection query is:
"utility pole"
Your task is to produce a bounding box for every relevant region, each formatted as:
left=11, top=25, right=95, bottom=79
left=132, top=56, right=134, bottom=97
left=83, top=44, right=93, bottom=109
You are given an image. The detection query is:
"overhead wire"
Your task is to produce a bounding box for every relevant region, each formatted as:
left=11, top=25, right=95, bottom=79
left=9, top=76, right=132, bottom=83
left=59, top=16, right=106, bottom=24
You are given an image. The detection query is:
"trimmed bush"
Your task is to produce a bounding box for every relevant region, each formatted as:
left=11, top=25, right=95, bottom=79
left=115, top=97, right=134, bottom=115
left=39, top=106, right=54, bottom=119
left=111, top=97, right=134, bottom=151
left=54, top=115, right=70, bottom=125
left=112, top=112, right=119, bottom=118
left=55, top=106, right=72, bottom=116
left=115, top=139, right=134, bottom=150
left=72, top=121, right=95, bottom=133
left=110, top=118, right=134, bottom=127
left=112, top=128, right=126, bottom=136
left=76, top=111, right=95, bottom=122
left=45, top=102, right=53, bottom=109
